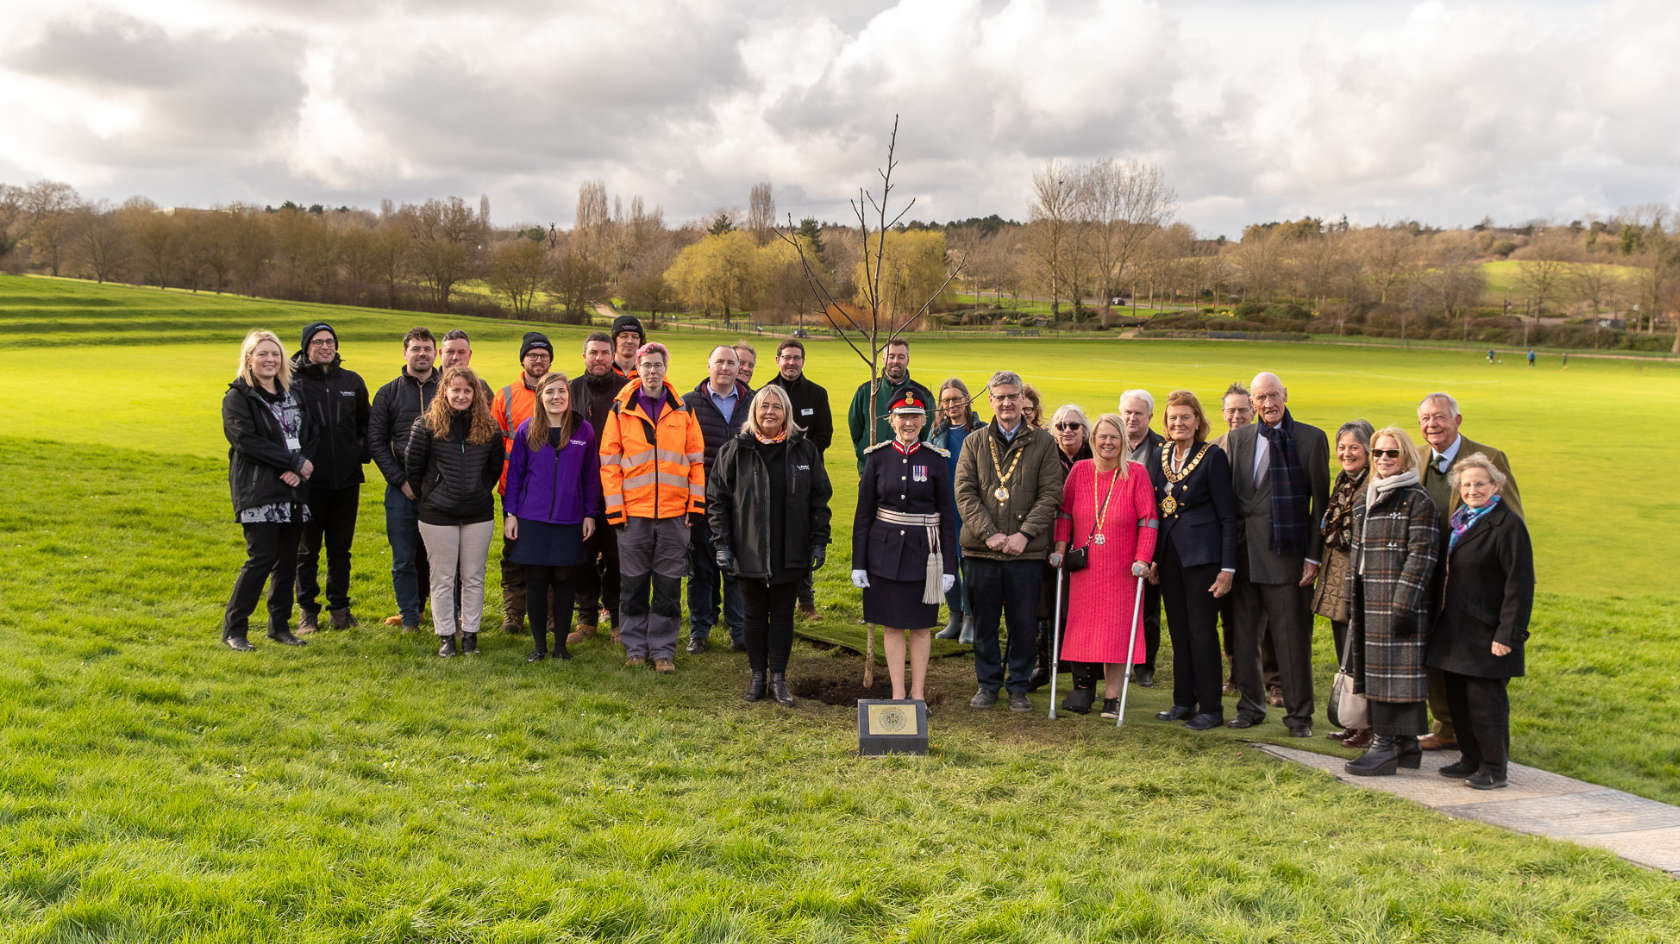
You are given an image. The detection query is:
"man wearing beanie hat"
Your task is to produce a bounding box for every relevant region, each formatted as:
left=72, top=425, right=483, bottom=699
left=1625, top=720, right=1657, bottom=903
left=492, top=331, right=554, bottom=634
left=290, top=322, right=371, bottom=633
left=609, top=315, right=645, bottom=380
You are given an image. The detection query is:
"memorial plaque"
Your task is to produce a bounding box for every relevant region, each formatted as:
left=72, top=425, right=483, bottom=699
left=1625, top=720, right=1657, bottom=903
left=857, top=698, right=928, bottom=756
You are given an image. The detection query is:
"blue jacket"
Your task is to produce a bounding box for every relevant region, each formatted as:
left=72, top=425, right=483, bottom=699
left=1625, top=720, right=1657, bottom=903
left=504, top=412, right=603, bottom=525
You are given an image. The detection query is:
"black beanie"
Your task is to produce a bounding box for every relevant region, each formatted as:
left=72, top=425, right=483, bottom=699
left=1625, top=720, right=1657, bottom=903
left=520, top=331, right=553, bottom=360
left=301, top=321, right=336, bottom=351
left=610, top=315, right=645, bottom=343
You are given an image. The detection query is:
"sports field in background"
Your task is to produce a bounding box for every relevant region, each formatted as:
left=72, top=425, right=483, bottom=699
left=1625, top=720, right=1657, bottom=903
left=2, top=274, right=1677, bottom=941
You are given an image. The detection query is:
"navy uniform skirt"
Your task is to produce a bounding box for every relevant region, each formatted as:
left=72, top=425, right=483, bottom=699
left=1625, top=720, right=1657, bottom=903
left=863, top=576, right=939, bottom=630
left=509, top=519, right=586, bottom=568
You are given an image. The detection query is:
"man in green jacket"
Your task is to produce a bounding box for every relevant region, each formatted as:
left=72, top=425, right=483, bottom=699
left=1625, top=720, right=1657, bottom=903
left=848, top=337, right=934, bottom=472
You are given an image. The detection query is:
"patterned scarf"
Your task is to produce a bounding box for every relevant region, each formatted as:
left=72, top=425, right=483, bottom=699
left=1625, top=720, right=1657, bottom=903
left=1260, top=410, right=1309, bottom=555
left=753, top=428, right=788, bottom=445
left=1449, top=494, right=1501, bottom=551
left=1321, top=465, right=1368, bottom=552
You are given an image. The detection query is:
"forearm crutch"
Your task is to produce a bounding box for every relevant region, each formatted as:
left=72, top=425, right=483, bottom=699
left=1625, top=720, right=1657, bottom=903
left=1047, top=566, right=1065, bottom=719
left=1116, top=575, right=1146, bottom=728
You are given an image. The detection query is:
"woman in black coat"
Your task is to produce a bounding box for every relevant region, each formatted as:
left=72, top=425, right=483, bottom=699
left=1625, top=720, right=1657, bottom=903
left=405, top=366, right=505, bottom=657
left=1145, top=390, right=1236, bottom=730
left=221, top=329, right=316, bottom=651
left=1426, top=452, right=1534, bottom=790
left=709, top=385, right=833, bottom=707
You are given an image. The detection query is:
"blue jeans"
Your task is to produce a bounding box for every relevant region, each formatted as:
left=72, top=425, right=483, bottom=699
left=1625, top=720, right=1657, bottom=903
left=687, top=515, right=744, bottom=644
left=384, top=484, right=428, bottom=626
left=966, top=557, right=1043, bottom=695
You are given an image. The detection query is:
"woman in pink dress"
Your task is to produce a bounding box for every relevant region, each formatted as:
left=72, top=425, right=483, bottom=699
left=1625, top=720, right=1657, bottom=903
left=1050, top=413, right=1159, bottom=719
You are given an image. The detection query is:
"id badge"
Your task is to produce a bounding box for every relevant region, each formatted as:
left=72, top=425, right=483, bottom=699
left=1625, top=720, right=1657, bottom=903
left=285, top=436, right=301, bottom=452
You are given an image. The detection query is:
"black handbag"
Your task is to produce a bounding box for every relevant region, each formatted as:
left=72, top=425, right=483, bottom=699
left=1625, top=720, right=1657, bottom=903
left=1063, top=545, right=1089, bottom=572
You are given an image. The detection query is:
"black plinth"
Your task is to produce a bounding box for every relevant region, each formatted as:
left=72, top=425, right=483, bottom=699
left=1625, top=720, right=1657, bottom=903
left=857, top=699, right=929, bottom=756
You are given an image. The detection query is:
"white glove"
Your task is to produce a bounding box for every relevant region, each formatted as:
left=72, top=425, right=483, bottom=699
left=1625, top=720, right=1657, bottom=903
left=941, top=573, right=956, bottom=594
left=851, top=569, right=871, bottom=589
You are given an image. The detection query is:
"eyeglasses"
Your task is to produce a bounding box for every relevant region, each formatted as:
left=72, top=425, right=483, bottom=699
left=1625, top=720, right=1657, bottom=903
left=1370, top=449, right=1403, bottom=459
left=1054, top=423, right=1081, bottom=432
left=992, top=393, right=1020, bottom=402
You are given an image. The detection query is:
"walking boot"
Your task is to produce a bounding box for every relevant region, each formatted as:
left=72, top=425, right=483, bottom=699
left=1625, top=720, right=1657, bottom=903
left=296, top=610, right=319, bottom=635
left=437, top=635, right=457, bottom=657
left=935, top=614, right=963, bottom=640
left=769, top=672, right=795, bottom=707
left=222, top=631, right=254, bottom=652
left=1345, top=735, right=1400, bottom=776
left=329, top=607, right=359, bottom=630
left=461, top=632, right=479, bottom=655
left=744, top=671, right=767, bottom=702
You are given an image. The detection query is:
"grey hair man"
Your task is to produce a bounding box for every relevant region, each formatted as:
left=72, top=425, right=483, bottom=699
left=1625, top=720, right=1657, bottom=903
left=1116, top=388, right=1166, bottom=687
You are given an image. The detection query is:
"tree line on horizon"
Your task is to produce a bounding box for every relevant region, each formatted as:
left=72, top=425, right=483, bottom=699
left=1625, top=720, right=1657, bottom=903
left=2, top=171, right=1676, bottom=353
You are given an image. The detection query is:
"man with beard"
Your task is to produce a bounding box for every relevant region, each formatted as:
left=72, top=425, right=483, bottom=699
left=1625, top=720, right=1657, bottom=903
left=492, top=331, right=554, bottom=634
left=290, top=322, right=370, bottom=634
left=847, top=337, right=934, bottom=473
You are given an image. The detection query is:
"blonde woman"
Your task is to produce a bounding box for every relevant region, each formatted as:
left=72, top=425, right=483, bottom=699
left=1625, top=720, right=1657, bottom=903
left=1343, top=427, right=1439, bottom=776
left=221, top=329, right=315, bottom=651
left=405, top=366, right=505, bottom=657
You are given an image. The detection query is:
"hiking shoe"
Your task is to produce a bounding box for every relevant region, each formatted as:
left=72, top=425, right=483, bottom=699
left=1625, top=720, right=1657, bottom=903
left=1007, top=692, right=1032, bottom=712
left=969, top=688, right=999, bottom=709
left=296, top=611, right=319, bottom=635
left=329, top=608, right=359, bottom=630
left=654, top=658, right=677, bottom=675
left=567, top=623, right=597, bottom=646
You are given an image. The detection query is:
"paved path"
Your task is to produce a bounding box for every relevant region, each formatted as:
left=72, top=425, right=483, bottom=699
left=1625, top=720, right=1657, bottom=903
left=1256, top=743, right=1680, bottom=878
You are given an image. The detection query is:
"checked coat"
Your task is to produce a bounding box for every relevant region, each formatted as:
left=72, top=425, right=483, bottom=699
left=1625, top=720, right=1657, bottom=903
left=1344, top=480, right=1440, bottom=703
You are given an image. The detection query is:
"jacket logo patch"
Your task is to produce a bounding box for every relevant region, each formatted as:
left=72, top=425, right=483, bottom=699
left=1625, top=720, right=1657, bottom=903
left=570, top=439, right=590, bottom=447
left=339, top=390, right=355, bottom=396
left=801, top=408, right=813, bottom=415
left=912, top=465, right=928, bottom=482
left=796, top=464, right=811, bottom=471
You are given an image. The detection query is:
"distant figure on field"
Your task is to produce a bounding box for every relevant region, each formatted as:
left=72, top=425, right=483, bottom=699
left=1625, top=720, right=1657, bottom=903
left=289, top=321, right=369, bottom=634
left=221, top=329, right=315, bottom=651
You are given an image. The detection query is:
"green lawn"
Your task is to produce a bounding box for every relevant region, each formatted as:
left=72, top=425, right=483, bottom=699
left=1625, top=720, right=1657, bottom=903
left=3, top=274, right=1679, bottom=941
left=1477, top=259, right=1642, bottom=302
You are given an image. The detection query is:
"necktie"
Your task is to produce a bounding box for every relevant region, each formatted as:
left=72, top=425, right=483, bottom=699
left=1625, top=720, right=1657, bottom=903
left=1433, top=453, right=1448, bottom=474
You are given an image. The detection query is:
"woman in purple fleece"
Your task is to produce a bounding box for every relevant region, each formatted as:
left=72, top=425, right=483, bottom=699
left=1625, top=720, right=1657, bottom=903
left=504, top=372, right=602, bottom=661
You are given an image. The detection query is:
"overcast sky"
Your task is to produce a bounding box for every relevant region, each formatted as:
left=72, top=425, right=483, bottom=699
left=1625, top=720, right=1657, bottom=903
left=2, top=0, right=1676, bottom=238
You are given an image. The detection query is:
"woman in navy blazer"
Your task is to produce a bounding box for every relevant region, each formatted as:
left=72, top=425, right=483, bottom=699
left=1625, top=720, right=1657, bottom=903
left=1146, top=390, right=1238, bottom=730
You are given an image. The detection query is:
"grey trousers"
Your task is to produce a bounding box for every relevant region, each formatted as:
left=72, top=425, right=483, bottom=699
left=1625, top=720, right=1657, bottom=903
left=419, top=520, right=495, bottom=637
left=1232, top=578, right=1315, bottom=729
left=618, top=517, right=690, bottom=660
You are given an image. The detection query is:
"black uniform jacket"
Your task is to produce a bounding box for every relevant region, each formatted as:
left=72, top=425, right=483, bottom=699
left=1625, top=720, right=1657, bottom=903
left=707, top=430, right=832, bottom=582
left=1148, top=441, right=1238, bottom=571
left=852, top=440, right=958, bottom=581
left=1427, top=500, right=1534, bottom=679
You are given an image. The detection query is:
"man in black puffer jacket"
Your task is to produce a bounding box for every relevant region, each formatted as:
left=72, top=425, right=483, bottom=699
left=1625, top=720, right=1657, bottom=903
left=679, top=345, right=750, bottom=652
left=290, top=322, right=371, bottom=634
left=368, top=327, right=438, bottom=632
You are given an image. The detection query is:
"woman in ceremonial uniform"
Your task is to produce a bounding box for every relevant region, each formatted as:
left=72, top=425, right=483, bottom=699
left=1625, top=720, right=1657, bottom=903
left=851, top=391, right=958, bottom=704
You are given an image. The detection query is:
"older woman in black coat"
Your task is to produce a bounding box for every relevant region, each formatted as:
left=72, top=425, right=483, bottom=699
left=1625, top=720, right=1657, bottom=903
left=1426, top=453, right=1534, bottom=790
left=1343, top=426, right=1439, bottom=776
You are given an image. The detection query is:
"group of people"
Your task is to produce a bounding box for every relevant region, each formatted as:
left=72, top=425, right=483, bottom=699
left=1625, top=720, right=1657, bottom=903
left=223, top=327, right=1535, bottom=788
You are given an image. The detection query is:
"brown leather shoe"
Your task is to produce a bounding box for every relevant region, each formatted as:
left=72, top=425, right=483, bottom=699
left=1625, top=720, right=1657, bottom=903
left=801, top=606, right=823, bottom=622
left=567, top=624, right=597, bottom=646
left=654, top=658, right=677, bottom=675
left=625, top=656, right=647, bottom=668
left=1418, top=733, right=1457, bottom=751
left=1342, top=728, right=1373, bottom=749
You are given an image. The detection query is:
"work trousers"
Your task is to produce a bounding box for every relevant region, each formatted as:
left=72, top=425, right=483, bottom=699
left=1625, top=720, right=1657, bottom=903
left=1443, top=671, right=1511, bottom=779
left=574, top=520, right=621, bottom=627
left=966, top=557, right=1043, bottom=695
left=618, top=517, right=690, bottom=660
left=224, top=522, right=303, bottom=639
left=525, top=565, right=576, bottom=655
left=420, top=520, right=494, bottom=637
left=1231, top=578, right=1315, bottom=729
left=740, top=578, right=798, bottom=674
left=296, top=482, right=360, bottom=616
left=384, top=485, right=430, bottom=627
left=686, top=515, right=744, bottom=644
left=1161, top=550, right=1224, bottom=718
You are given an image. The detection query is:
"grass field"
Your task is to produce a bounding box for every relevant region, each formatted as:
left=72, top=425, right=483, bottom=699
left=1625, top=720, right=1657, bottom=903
left=3, top=274, right=1679, bottom=941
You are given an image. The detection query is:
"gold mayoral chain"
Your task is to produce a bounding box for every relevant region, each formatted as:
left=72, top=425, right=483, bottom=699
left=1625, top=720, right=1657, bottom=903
left=1090, top=462, right=1123, bottom=545
left=988, top=433, right=1027, bottom=505
left=1157, top=442, right=1212, bottom=517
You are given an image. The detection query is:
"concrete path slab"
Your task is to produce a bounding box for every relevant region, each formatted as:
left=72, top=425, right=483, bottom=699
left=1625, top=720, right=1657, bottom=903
left=1255, top=742, right=1680, bottom=878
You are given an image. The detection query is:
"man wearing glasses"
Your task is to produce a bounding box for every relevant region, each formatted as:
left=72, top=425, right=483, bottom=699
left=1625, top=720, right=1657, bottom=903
left=954, top=371, right=1064, bottom=712
left=290, top=322, right=371, bottom=633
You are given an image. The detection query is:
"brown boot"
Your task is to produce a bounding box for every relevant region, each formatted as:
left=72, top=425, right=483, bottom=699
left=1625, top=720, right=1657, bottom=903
left=567, top=623, right=597, bottom=646
left=654, top=658, right=677, bottom=675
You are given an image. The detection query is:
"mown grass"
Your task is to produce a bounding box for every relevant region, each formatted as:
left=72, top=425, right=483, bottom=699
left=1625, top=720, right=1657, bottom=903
left=2, top=274, right=1679, bottom=939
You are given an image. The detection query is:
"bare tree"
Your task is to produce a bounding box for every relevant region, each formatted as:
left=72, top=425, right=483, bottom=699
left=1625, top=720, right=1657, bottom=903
left=1026, top=162, right=1084, bottom=319
left=1354, top=226, right=1420, bottom=305
left=489, top=237, right=551, bottom=316
left=747, top=182, right=775, bottom=246
left=1568, top=257, right=1626, bottom=348
left=0, top=183, right=26, bottom=266
left=405, top=196, right=483, bottom=310
left=574, top=180, right=612, bottom=268
left=73, top=201, right=130, bottom=284
left=22, top=179, right=80, bottom=276
left=1082, top=159, right=1175, bottom=325
left=1513, top=230, right=1575, bottom=343
left=775, top=116, right=964, bottom=684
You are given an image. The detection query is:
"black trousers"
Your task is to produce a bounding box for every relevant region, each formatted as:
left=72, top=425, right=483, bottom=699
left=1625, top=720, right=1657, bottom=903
left=740, top=578, right=798, bottom=674
left=225, top=522, right=303, bottom=639
left=1443, top=671, right=1511, bottom=777
left=1161, top=550, right=1224, bottom=717
left=1138, top=579, right=1162, bottom=672
left=525, top=565, right=575, bottom=654
left=574, top=520, right=621, bottom=626
left=967, top=557, right=1043, bottom=695
left=296, top=483, right=360, bottom=615
left=1232, top=578, right=1314, bottom=728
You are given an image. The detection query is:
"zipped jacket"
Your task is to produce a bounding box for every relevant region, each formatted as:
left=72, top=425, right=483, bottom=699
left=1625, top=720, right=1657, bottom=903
left=289, top=351, right=369, bottom=489
left=368, top=367, right=438, bottom=489
left=404, top=412, right=505, bottom=526
left=222, top=378, right=314, bottom=517
left=599, top=381, right=706, bottom=525
left=492, top=374, right=540, bottom=493
left=505, top=412, right=603, bottom=525
left=707, top=430, right=832, bottom=582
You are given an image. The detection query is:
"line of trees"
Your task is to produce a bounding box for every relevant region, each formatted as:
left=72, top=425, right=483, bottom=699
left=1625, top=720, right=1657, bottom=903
left=3, top=175, right=1676, bottom=352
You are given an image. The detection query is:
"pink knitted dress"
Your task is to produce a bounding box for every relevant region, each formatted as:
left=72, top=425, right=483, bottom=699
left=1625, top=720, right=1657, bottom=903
left=1053, top=459, right=1158, bottom=664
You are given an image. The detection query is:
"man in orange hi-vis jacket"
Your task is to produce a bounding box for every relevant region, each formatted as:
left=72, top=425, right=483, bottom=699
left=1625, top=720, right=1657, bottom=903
left=598, top=342, right=706, bottom=674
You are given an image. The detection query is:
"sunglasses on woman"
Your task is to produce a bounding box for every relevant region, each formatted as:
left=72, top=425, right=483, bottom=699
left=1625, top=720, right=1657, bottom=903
left=1054, top=423, right=1081, bottom=431
left=1370, top=448, right=1403, bottom=458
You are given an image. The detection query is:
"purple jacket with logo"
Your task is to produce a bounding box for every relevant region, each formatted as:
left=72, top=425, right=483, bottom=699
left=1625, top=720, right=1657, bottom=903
left=504, top=413, right=603, bottom=525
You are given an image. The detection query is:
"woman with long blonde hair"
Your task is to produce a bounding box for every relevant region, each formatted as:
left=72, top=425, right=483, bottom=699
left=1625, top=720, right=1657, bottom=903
left=404, top=366, right=505, bottom=656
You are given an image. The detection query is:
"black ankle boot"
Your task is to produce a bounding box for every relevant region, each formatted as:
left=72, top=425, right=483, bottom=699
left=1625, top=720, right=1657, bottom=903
left=461, top=632, right=479, bottom=655
left=222, top=632, right=254, bottom=651
left=1345, top=735, right=1400, bottom=776
left=770, top=672, right=795, bottom=707
left=744, top=671, right=767, bottom=702
left=266, top=629, right=307, bottom=646
left=1062, top=686, right=1095, bottom=715
left=438, top=635, right=457, bottom=657
left=1396, top=735, right=1422, bottom=769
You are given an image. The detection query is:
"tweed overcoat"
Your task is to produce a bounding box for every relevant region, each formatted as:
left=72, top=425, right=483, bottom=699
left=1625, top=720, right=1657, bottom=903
left=1344, top=479, right=1439, bottom=702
